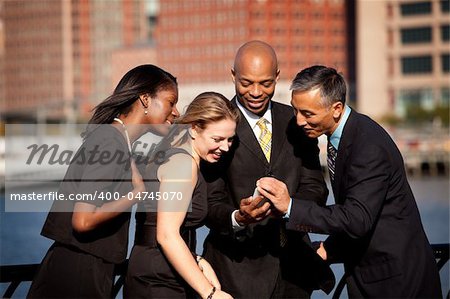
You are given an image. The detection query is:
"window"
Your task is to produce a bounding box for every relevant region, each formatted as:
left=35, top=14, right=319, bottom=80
left=397, top=88, right=433, bottom=115
left=272, top=11, right=285, bottom=18
left=294, top=28, right=304, bottom=35
left=441, top=24, right=450, bottom=41
left=442, top=54, right=450, bottom=72
left=293, top=11, right=304, bottom=18
left=441, top=0, right=450, bottom=13
left=401, top=56, right=433, bottom=74
left=400, top=2, right=431, bottom=16
left=401, top=27, right=432, bottom=44
left=442, top=87, right=450, bottom=105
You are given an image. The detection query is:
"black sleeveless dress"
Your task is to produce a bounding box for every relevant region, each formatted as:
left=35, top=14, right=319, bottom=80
left=28, top=125, right=133, bottom=298
left=124, top=148, right=208, bottom=299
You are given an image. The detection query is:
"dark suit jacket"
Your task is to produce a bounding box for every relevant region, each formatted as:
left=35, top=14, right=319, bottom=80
left=287, top=109, right=442, bottom=298
left=201, top=98, right=334, bottom=298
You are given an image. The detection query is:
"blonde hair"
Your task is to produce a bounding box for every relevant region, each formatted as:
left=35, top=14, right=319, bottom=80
left=148, top=92, right=239, bottom=163
left=176, top=92, right=240, bottom=128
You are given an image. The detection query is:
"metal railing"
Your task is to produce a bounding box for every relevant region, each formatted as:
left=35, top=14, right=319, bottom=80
left=1, top=244, right=449, bottom=298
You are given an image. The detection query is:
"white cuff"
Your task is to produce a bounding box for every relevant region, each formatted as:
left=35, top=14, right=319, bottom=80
left=231, top=210, right=246, bottom=232
left=283, top=198, right=293, bottom=220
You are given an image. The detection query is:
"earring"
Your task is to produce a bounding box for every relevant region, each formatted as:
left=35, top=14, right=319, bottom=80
left=145, top=110, right=148, bottom=115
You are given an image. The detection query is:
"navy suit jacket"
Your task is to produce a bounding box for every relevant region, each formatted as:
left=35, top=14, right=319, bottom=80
left=287, top=109, right=441, bottom=298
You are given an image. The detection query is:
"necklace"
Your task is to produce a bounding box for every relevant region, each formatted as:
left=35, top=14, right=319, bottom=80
left=113, top=117, right=132, bottom=152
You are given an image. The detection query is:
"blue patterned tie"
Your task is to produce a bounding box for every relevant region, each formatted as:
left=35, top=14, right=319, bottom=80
left=327, top=141, right=337, bottom=182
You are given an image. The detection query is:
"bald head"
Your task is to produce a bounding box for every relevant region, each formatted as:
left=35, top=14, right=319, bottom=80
left=231, top=40, right=280, bottom=116
left=233, top=40, right=278, bottom=74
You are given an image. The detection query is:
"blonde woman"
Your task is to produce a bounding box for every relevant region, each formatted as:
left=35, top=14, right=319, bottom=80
left=125, top=92, right=238, bottom=299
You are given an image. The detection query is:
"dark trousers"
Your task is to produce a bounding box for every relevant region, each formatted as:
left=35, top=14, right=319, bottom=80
left=27, top=242, right=115, bottom=298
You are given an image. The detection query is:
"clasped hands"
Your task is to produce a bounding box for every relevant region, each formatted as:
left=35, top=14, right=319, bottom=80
left=234, top=177, right=290, bottom=226
left=234, top=177, right=328, bottom=261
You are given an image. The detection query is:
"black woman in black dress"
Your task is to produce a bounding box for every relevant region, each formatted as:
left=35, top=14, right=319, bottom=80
left=27, top=64, right=179, bottom=298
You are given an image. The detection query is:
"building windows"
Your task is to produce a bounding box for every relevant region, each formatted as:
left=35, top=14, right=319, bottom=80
left=442, top=54, right=450, bottom=72
left=441, top=0, right=450, bottom=13
left=397, top=88, right=433, bottom=115
left=294, top=28, right=304, bottom=35
left=441, top=24, right=450, bottom=41
left=252, top=27, right=264, bottom=34
left=293, top=11, right=304, bottom=18
left=442, top=87, right=450, bottom=105
left=272, top=27, right=285, bottom=35
left=272, top=11, right=285, bottom=19
left=313, top=28, right=324, bottom=35
left=400, top=1, right=432, bottom=16
left=252, top=11, right=263, bottom=18
left=401, top=27, right=432, bottom=44
left=401, top=56, right=433, bottom=74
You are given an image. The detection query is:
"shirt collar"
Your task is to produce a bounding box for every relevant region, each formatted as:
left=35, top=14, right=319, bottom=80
left=329, top=105, right=351, bottom=150
left=236, top=98, right=272, bottom=129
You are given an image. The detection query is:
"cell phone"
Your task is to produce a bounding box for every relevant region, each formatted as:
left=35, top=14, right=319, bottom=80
left=252, top=187, right=261, bottom=198
left=252, top=187, right=270, bottom=208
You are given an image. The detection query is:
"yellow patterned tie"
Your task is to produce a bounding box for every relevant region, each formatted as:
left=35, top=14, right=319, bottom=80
left=256, top=118, right=272, bottom=162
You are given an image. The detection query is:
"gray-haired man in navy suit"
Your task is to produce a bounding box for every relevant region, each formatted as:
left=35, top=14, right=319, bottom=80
left=258, top=65, right=442, bottom=298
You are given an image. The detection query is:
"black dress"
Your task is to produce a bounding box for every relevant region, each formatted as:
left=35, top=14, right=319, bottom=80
left=27, top=125, right=133, bottom=298
left=124, top=148, right=208, bottom=299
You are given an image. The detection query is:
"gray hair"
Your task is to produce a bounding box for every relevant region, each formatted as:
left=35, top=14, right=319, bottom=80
left=290, top=65, right=346, bottom=107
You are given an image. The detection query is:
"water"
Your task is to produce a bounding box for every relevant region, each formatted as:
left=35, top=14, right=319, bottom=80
left=1, top=177, right=448, bottom=298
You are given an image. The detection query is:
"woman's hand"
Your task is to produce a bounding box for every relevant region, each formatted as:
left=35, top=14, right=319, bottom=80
left=197, top=258, right=233, bottom=298
left=210, top=289, right=233, bottom=299
left=197, top=257, right=221, bottom=290
left=72, top=159, right=145, bottom=232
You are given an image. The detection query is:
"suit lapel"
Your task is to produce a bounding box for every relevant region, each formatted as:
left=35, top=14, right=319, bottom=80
left=270, top=102, right=288, bottom=167
left=332, top=109, right=356, bottom=200
left=231, top=98, right=269, bottom=167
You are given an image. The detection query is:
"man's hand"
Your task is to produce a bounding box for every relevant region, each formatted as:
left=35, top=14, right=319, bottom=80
left=256, top=177, right=291, bottom=215
left=234, top=196, right=271, bottom=226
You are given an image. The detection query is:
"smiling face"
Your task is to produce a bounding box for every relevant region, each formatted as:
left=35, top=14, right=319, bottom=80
left=232, top=42, right=279, bottom=116
left=147, top=87, right=180, bottom=125
left=192, top=118, right=236, bottom=163
left=291, top=88, right=343, bottom=138
left=144, top=86, right=180, bottom=135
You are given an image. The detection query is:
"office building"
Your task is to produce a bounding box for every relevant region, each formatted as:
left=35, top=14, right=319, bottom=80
left=357, top=0, right=449, bottom=119
left=1, top=0, right=147, bottom=121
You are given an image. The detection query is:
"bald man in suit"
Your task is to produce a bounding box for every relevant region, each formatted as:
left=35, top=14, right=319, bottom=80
left=201, top=41, right=334, bottom=298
